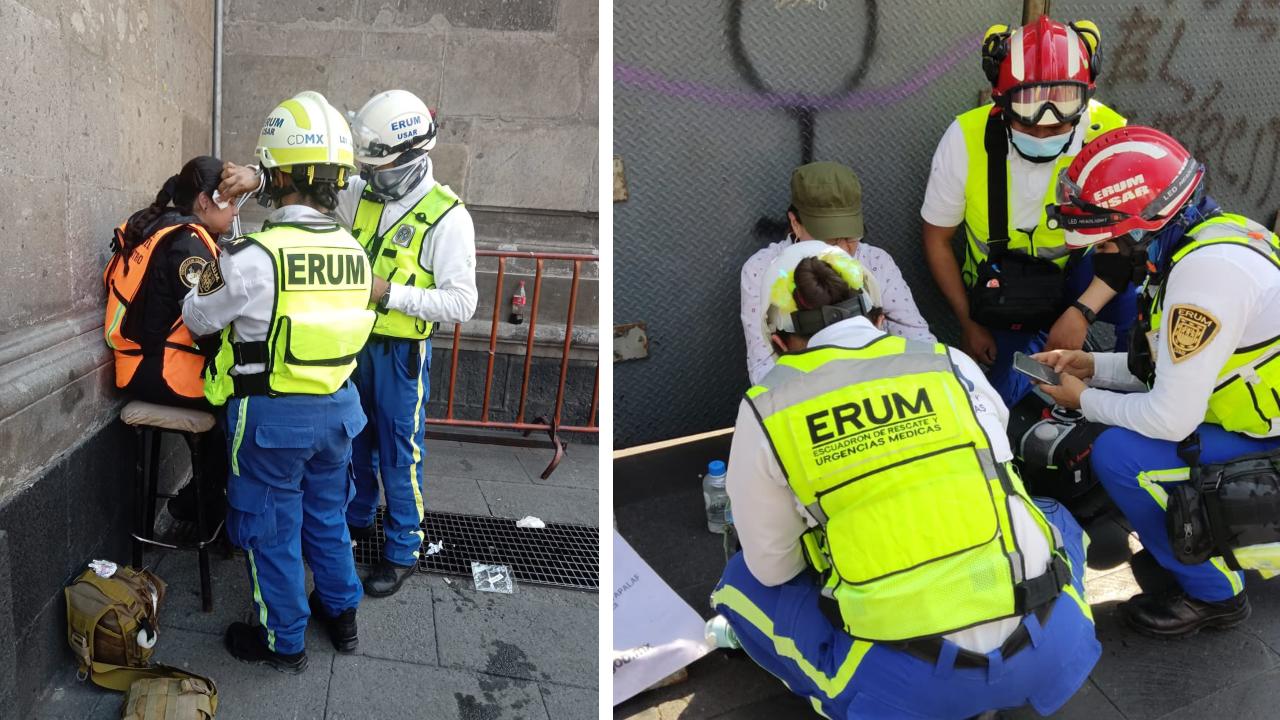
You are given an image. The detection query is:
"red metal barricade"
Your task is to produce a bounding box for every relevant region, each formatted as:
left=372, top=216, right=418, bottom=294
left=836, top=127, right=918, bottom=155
left=429, top=249, right=599, bottom=478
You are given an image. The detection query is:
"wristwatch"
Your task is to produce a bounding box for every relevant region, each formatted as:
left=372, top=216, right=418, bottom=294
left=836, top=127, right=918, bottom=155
left=377, top=283, right=393, bottom=311
left=1071, top=300, right=1098, bottom=324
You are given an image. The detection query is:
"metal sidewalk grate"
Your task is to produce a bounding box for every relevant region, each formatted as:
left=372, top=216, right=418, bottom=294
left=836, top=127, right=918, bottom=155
left=351, top=508, right=599, bottom=591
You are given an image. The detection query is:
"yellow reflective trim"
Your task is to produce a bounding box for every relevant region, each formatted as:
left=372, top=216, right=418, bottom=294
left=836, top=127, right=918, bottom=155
left=278, top=100, right=311, bottom=130
left=808, top=697, right=831, bottom=719
left=247, top=549, right=276, bottom=651
left=409, top=342, right=426, bottom=557
left=746, top=385, right=767, bottom=400
left=1062, top=583, right=1093, bottom=621
left=1232, top=543, right=1280, bottom=579
left=105, top=303, right=125, bottom=349
left=711, top=585, right=869, bottom=698
left=1135, top=468, right=1187, bottom=508
left=1209, top=557, right=1245, bottom=595
left=231, top=397, right=249, bottom=476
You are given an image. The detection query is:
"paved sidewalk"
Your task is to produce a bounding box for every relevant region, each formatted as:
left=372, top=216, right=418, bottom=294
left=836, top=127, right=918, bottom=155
left=34, top=438, right=599, bottom=720
left=615, top=479, right=1280, bottom=720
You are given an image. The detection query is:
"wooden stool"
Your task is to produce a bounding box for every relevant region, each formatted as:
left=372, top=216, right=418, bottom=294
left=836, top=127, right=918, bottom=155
left=121, top=400, right=223, bottom=612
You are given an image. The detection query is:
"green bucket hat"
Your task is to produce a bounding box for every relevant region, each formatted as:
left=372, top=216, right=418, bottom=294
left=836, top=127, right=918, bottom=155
left=790, top=162, right=865, bottom=241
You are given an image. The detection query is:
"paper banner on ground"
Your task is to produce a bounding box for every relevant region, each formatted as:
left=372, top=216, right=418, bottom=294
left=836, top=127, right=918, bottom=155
left=613, top=530, right=713, bottom=705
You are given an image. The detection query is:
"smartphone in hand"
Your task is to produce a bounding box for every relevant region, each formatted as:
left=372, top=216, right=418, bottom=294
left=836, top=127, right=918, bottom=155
left=1012, top=351, right=1061, bottom=386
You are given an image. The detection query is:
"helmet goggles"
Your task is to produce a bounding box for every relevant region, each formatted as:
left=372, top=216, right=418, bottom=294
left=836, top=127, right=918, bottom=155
left=1003, top=81, right=1090, bottom=126
left=353, top=121, right=420, bottom=163
left=1046, top=156, right=1204, bottom=233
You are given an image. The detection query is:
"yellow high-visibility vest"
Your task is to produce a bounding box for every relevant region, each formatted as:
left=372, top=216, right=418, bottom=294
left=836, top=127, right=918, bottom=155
left=351, top=184, right=462, bottom=339
left=956, top=100, right=1126, bottom=285
left=747, top=335, right=1068, bottom=642
left=204, top=223, right=375, bottom=406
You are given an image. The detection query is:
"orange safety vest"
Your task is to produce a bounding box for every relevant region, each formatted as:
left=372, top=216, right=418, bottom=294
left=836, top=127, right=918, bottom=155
left=102, top=222, right=218, bottom=400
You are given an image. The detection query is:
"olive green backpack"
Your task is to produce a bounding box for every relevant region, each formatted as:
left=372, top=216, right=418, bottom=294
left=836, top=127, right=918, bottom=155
left=64, top=564, right=219, bottom=717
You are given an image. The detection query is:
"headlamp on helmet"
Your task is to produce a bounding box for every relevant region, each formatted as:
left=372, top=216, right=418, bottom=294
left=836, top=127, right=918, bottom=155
left=1046, top=126, right=1205, bottom=249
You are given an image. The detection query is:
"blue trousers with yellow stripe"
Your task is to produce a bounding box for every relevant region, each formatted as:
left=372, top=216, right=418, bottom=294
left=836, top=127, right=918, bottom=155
left=224, top=382, right=366, bottom=655
left=346, top=338, right=430, bottom=567
left=712, top=499, right=1100, bottom=719
left=1092, top=423, right=1280, bottom=602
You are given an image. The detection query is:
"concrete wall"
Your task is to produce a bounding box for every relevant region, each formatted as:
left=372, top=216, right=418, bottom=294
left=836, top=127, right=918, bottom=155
left=614, top=0, right=1280, bottom=447
left=0, top=1, right=214, bottom=714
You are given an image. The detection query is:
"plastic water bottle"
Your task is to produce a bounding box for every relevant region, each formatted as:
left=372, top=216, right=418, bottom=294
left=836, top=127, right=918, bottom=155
left=705, top=615, right=741, bottom=649
left=703, top=460, right=729, bottom=533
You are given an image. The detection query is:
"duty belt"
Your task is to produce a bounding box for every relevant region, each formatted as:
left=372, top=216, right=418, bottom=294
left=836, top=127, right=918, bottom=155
left=896, top=600, right=1056, bottom=670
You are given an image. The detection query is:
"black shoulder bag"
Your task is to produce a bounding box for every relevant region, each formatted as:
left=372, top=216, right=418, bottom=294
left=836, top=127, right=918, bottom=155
left=967, top=113, right=1068, bottom=332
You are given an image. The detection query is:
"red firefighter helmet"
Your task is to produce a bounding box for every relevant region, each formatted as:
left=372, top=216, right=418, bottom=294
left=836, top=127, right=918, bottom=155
left=982, top=16, right=1101, bottom=126
left=1046, top=126, right=1205, bottom=249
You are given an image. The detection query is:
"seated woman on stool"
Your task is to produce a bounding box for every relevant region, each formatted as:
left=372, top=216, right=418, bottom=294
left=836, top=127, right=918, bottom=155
left=104, top=156, right=238, bottom=522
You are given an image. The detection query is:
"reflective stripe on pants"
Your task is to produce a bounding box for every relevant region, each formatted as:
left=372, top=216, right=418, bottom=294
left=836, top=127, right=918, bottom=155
left=1091, top=423, right=1280, bottom=602
left=347, top=339, right=430, bottom=566
left=225, top=384, right=366, bottom=654
left=712, top=499, right=1099, bottom=719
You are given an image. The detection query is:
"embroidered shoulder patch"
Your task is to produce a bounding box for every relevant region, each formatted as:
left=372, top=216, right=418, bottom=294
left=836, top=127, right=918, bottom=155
left=1167, top=304, right=1221, bottom=363
left=198, top=259, right=225, bottom=296
left=177, top=256, right=206, bottom=288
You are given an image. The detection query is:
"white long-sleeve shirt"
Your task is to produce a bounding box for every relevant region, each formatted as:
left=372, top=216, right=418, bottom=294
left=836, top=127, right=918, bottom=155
left=182, top=205, right=342, bottom=375
left=740, top=239, right=935, bottom=385
left=1081, top=243, right=1280, bottom=440
left=335, top=160, right=478, bottom=325
left=727, top=315, right=1051, bottom=653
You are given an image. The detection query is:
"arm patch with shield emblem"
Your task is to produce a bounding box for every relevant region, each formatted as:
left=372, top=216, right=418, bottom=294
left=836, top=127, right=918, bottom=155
left=198, top=259, right=225, bottom=296
left=1167, top=304, right=1221, bottom=363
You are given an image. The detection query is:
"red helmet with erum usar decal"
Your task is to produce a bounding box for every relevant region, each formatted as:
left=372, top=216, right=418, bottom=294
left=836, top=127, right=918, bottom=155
left=1046, top=126, right=1205, bottom=249
left=983, top=16, right=1101, bottom=126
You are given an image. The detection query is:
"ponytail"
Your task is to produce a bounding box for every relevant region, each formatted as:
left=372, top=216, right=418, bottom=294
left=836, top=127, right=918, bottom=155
left=120, top=182, right=176, bottom=252
left=119, top=155, right=223, bottom=253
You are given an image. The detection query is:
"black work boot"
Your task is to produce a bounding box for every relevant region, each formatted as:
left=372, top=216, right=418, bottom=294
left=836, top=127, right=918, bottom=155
left=363, top=559, right=416, bottom=598
left=224, top=622, right=308, bottom=674
left=348, top=523, right=375, bottom=542
left=1122, top=589, right=1250, bottom=638
left=308, top=591, right=358, bottom=653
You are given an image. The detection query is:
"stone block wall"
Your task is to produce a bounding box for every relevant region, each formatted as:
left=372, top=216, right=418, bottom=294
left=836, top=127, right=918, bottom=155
left=221, top=0, right=598, bottom=219
left=0, top=5, right=214, bottom=716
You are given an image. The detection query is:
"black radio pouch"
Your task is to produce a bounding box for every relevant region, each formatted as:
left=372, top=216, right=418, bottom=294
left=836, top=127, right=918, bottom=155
left=967, top=113, right=1067, bottom=333
left=1166, top=435, right=1280, bottom=569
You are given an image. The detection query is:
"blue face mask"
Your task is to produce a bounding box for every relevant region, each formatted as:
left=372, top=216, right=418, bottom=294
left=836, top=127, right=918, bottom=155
left=1009, top=127, right=1074, bottom=161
